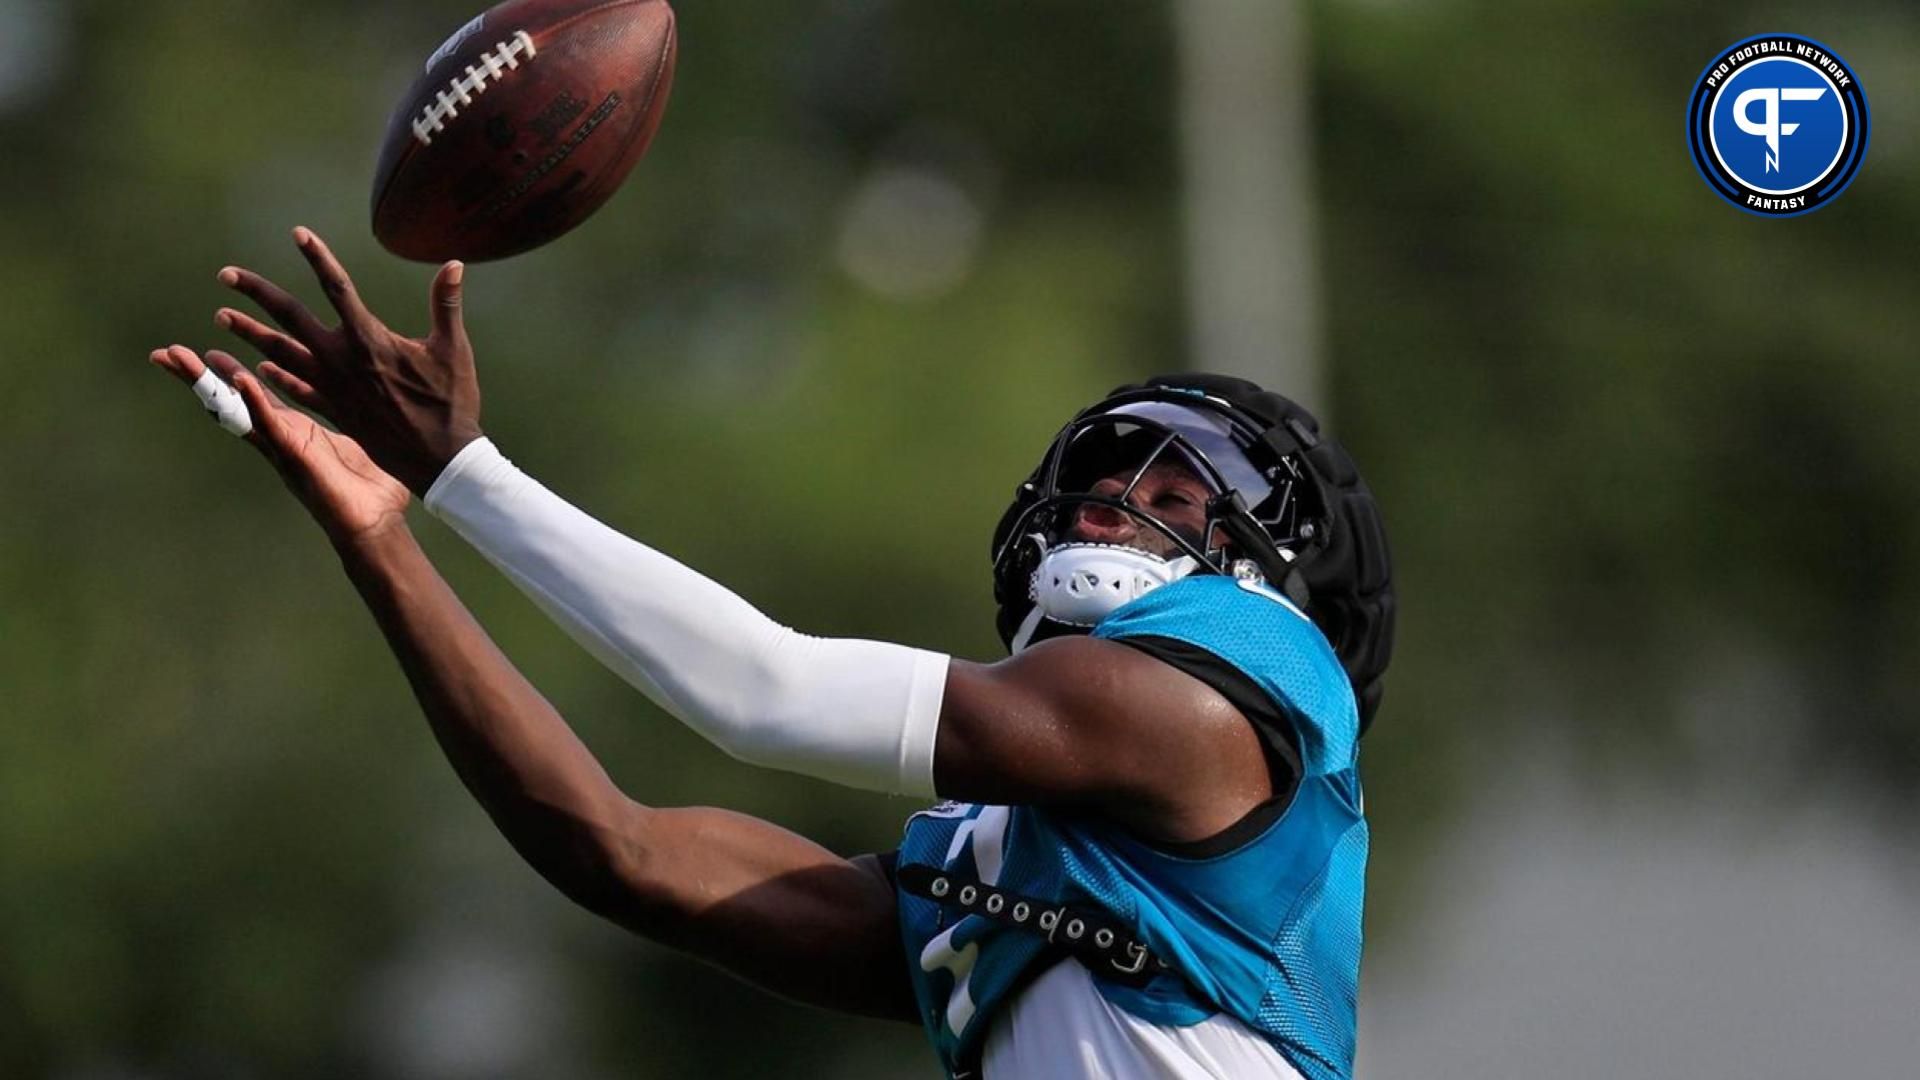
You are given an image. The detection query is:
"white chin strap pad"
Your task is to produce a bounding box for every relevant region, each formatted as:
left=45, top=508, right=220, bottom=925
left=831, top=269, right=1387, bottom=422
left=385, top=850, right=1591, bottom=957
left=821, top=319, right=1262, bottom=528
left=1029, top=544, right=1198, bottom=628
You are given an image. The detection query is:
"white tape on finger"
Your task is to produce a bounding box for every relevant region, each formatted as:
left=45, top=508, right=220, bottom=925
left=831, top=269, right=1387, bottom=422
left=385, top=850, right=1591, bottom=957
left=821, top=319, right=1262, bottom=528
left=191, top=369, right=253, bottom=437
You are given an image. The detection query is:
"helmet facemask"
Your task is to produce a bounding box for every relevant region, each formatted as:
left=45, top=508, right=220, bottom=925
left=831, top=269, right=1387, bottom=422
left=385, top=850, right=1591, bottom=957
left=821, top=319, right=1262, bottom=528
left=993, top=393, right=1326, bottom=651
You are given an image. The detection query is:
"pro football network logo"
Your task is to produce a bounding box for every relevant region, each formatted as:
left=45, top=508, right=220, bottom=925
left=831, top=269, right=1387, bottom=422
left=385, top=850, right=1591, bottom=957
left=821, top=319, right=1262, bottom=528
left=1687, top=35, right=1869, bottom=217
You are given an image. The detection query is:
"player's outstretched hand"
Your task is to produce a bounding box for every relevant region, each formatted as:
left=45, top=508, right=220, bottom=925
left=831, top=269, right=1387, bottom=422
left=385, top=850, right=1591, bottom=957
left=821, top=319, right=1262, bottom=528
left=149, top=345, right=411, bottom=545
left=214, top=227, right=481, bottom=497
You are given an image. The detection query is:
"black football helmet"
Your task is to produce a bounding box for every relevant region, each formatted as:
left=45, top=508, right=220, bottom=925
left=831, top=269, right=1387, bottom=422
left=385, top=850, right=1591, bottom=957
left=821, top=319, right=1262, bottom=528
left=990, top=373, right=1396, bottom=731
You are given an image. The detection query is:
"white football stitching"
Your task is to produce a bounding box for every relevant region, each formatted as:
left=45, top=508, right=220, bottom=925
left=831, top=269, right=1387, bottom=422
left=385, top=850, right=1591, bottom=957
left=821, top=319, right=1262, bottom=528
left=411, top=31, right=537, bottom=147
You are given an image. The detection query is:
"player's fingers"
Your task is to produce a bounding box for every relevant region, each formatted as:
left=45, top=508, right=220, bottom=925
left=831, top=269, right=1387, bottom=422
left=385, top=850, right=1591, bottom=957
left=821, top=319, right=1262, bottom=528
left=259, top=361, right=330, bottom=413
left=215, top=308, right=330, bottom=395
left=226, top=364, right=291, bottom=447
left=216, top=307, right=318, bottom=370
left=428, top=261, right=468, bottom=346
left=218, top=265, right=331, bottom=345
left=159, top=346, right=255, bottom=440
left=201, top=348, right=254, bottom=388
left=148, top=344, right=208, bottom=386
left=292, top=226, right=382, bottom=339
left=228, top=364, right=281, bottom=409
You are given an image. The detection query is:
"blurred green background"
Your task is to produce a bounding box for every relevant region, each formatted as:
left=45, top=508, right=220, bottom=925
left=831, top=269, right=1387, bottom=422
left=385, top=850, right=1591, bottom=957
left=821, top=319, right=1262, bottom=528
left=2, top=1, right=1916, bottom=1077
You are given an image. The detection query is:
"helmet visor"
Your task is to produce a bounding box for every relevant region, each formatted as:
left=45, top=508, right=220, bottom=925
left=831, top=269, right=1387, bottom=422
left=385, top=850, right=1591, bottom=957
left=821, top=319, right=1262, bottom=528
left=1051, top=400, right=1273, bottom=509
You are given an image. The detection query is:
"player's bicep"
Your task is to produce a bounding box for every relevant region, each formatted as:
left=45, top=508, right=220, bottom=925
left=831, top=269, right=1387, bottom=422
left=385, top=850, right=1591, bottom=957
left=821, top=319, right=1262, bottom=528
left=932, top=636, right=1255, bottom=813
left=601, top=805, right=917, bottom=1023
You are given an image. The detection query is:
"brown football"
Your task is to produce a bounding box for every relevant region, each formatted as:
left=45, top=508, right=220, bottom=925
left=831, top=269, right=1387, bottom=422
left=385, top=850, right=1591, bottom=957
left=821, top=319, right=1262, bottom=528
left=371, top=0, right=676, bottom=262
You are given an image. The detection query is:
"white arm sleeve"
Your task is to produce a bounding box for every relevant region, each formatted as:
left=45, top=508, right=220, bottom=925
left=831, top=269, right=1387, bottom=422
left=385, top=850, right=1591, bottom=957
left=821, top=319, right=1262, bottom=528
left=424, top=438, right=948, bottom=797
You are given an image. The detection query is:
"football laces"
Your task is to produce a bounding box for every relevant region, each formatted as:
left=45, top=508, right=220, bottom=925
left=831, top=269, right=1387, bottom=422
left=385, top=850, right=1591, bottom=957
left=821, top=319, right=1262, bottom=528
left=411, top=31, right=538, bottom=147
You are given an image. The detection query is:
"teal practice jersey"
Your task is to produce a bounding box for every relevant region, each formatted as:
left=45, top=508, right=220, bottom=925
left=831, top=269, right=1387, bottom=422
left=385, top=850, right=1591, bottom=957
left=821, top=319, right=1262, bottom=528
left=896, top=575, right=1368, bottom=1080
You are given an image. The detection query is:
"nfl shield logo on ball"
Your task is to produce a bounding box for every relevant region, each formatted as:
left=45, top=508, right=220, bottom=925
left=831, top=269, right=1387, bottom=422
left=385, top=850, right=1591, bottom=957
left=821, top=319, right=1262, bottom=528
left=1686, top=34, right=1869, bottom=217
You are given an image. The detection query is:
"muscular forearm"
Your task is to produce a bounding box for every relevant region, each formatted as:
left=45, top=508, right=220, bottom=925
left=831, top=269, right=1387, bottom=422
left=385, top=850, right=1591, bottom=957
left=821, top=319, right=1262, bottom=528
left=330, top=522, right=916, bottom=1020
left=335, top=520, right=642, bottom=911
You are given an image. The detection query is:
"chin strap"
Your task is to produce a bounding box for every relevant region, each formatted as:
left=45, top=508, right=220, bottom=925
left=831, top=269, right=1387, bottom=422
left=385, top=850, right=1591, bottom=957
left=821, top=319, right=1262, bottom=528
left=1010, top=543, right=1199, bottom=653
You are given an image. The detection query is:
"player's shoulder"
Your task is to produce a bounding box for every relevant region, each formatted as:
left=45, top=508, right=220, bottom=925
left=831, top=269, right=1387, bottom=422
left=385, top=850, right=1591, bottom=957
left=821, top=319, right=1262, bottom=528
left=1093, top=574, right=1358, bottom=762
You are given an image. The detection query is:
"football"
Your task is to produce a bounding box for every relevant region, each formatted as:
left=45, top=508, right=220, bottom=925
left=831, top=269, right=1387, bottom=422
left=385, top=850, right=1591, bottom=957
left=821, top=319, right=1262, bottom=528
left=371, top=0, right=677, bottom=262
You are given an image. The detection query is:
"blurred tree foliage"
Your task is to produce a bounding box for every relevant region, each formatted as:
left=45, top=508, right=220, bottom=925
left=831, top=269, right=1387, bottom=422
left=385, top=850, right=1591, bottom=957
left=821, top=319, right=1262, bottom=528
left=0, top=1, right=1913, bottom=1077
